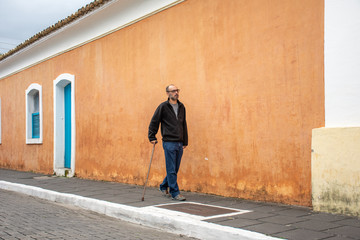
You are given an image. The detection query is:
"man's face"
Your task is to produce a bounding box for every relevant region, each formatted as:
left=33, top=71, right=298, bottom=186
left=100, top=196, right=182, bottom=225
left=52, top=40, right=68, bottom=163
left=167, top=85, right=180, bottom=101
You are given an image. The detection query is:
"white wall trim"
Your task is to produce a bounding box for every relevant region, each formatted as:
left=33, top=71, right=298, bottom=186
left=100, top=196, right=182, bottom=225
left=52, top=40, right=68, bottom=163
left=54, top=73, right=75, bottom=177
left=25, top=83, right=43, bottom=144
left=0, top=0, right=184, bottom=80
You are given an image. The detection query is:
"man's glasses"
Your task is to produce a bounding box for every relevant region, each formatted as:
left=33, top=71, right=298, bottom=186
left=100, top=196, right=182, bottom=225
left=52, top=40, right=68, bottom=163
left=167, top=89, right=180, bottom=93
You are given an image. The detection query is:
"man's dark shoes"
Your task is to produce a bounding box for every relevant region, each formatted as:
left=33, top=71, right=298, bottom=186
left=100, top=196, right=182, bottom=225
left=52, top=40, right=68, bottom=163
left=172, top=194, right=186, bottom=201
left=159, top=188, right=171, bottom=198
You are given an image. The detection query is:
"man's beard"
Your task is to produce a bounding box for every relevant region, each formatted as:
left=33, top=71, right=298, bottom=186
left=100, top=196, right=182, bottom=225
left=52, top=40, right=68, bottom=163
left=170, top=95, right=178, bottom=101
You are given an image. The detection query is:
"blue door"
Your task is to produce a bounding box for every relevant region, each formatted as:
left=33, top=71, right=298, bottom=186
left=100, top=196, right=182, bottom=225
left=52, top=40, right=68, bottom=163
left=64, top=84, right=71, bottom=168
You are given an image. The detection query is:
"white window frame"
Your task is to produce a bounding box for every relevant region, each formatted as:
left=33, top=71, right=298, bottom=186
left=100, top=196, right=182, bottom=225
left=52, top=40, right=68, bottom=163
left=26, top=83, right=43, bottom=144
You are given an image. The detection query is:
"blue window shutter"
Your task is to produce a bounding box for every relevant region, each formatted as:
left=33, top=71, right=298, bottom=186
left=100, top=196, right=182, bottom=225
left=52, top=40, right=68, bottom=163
left=32, top=112, right=40, bottom=138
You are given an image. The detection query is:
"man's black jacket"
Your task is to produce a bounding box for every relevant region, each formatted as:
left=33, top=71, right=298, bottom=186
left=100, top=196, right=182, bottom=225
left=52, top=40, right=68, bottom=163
left=148, top=99, right=188, bottom=146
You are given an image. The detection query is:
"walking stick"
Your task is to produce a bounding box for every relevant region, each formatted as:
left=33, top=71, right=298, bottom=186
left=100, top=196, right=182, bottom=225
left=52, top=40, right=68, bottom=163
left=141, top=141, right=157, bottom=201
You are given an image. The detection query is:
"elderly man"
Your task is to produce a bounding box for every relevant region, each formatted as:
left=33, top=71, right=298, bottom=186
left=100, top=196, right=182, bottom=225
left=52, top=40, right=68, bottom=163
left=148, top=84, right=188, bottom=201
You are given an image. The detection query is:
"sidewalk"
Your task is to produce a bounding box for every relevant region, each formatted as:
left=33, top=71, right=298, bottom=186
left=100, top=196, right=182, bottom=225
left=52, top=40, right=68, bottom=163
left=0, top=168, right=359, bottom=240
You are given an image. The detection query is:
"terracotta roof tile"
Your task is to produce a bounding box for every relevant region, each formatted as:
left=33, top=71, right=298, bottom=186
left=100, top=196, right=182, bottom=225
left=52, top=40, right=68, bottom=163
left=0, top=0, right=113, bottom=62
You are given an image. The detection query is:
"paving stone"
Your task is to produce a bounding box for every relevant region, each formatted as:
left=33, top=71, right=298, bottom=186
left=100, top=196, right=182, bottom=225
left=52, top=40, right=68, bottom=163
left=322, top=236, right=356, bottom=240
left=273, top=229, right=335, bottom=240
left=201, top=199, right=244, bottom=207
left=305, top=212, right=350, bottom=222
left=204, top=215, right=242, bottom=223
left=292, top=219, right=342, bottom=231
left=182, top=194, right=227, bottom=204
left=326, top=226, right=360, bottom=239
left=97, top=188, right=123, bottom=195
left=236, top=211, right=277, bottom=220
left=211, top=218, right=263, bottom=228
left=277, top=208, right=313, bottom=217
left=260, top=215, right=307, bottom=225
left=333, top=218, right=360, bottom=228
left=157, top=202, right=240, bottom=217
left=227, top=201, right=265, bottom=210
left=250, top=204, right=292, bottom=213
left=243, top=222, right=296, bottom=235
left=126, top=199, right=171, bottom=207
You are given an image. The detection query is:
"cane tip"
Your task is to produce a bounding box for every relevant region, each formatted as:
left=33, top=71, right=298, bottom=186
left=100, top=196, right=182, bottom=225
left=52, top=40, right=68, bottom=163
left=141, top=197, right=144, bottom=201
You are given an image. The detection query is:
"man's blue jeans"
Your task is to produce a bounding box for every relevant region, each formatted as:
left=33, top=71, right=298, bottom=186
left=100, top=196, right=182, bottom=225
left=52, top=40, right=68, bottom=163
left=160, top=141, right=183, bottom=198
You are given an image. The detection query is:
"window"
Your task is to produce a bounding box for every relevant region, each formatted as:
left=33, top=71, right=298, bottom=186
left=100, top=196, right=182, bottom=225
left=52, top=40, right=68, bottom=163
left=26, top=84, right=42, bottom=144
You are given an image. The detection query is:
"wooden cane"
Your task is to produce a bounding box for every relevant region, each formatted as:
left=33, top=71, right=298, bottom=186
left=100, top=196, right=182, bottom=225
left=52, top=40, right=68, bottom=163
left=141, top=142, right=156, bottom=201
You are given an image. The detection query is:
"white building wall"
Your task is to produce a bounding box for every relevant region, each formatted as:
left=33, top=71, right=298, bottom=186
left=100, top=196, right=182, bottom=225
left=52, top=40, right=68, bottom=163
left=313, top=0, right=360, bottom=217
left=325, top=0, right=360, bottom=127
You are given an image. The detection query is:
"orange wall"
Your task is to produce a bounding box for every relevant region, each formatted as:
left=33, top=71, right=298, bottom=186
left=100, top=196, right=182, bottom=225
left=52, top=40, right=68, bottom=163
left=0, top=0, right=324, bottom=206
left=0, top=65, right=54, bottom=172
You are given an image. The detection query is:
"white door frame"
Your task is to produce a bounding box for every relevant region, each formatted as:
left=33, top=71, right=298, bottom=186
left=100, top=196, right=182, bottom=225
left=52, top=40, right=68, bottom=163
left=53, top=73, right=76, bottom=177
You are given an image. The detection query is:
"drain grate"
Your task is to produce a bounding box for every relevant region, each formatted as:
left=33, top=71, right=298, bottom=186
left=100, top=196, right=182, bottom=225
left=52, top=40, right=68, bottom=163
left=156, top=202, right=239, bottom=217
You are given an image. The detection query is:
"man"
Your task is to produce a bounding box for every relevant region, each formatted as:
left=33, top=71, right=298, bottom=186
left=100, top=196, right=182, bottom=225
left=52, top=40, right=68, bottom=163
left=148, top=84, right=188, bottom=201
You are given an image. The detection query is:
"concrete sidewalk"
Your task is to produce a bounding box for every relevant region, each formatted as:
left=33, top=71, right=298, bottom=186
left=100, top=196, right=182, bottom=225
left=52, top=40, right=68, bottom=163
left=0, top=169, right=359, bottom=240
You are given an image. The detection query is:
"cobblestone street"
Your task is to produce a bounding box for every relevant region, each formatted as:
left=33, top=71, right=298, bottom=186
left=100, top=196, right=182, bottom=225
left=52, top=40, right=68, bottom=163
left=0, top=189, right=193, bottom=240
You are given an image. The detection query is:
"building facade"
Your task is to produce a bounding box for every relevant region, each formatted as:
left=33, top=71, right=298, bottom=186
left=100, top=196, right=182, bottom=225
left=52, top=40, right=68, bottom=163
left=1, top=0, right=357, bottom=212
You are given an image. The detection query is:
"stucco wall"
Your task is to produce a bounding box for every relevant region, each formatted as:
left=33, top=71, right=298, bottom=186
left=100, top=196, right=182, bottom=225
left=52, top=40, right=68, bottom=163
left=312, top=127, right=360, bottom=216
left=0, top=67, right=54, bottom=172
left=0, top=0, right=324, bottom=206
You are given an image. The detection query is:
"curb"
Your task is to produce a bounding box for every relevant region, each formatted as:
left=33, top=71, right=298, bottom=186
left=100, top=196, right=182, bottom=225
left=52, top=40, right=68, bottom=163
left=0, top=180, right=281, bottom=240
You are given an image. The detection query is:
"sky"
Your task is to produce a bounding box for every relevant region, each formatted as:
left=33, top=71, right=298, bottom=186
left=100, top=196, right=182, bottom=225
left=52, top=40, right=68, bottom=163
left=0, top=0, right=94, bottom=54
